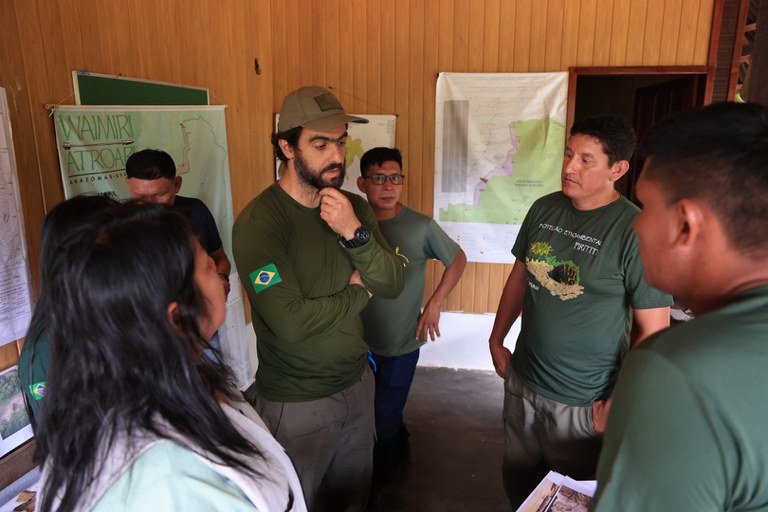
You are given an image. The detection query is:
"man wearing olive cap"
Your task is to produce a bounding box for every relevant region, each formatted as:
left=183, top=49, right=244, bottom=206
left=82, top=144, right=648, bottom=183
left=233, top=86, right=404, bottom=511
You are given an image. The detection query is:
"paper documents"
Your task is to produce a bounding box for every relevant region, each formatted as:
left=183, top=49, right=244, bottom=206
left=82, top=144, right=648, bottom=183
left=516, top=471, right=596, bottom=512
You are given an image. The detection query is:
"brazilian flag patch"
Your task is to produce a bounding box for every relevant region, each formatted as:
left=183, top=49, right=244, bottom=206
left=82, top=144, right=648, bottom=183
left=29, top=381, right=46, bottom=400
left=250, top=263, right=282, bottom=294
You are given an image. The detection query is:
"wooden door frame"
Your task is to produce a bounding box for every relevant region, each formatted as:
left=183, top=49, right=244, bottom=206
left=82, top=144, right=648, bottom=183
left=566, top=66, right=714, bottom=133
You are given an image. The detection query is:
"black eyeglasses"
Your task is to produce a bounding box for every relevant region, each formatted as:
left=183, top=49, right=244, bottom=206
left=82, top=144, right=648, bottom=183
left=365, top=174, right=405, bottom=185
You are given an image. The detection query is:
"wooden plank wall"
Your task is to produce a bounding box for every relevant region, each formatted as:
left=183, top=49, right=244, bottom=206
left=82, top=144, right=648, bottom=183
left=269, top=0, right=715, bottom=315
left=0, top=0, right=715, bottom=376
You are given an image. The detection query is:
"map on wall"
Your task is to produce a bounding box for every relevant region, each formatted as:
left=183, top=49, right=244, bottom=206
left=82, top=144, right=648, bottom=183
left=0, top=88, right=33, bottom=346
left=275, top=114, right=397, bottom=197
left=434, top=72, right=568, bottom=264
left=53, top=105, right=235, bottom=258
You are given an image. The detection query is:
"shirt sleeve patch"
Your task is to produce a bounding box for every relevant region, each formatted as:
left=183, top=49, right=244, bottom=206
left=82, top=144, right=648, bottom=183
left=30, top=381, right=46, bottom=400
left=249, top=263, right=282, bottom=294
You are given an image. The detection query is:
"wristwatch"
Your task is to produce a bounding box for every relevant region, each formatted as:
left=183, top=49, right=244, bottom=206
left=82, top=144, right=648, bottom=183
left=338, top=225, right=371, bottom=249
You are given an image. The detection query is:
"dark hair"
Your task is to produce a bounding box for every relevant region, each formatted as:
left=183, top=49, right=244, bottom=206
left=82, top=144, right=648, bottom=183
left=360, top=147, right=402, bottom=177
left=125, top=149, right=177, bottom=180
left=23, top=194, right=118, bottom=428
left=36, top=202, right=261, bottom=512
left=639, top=101, right=768, bottom=256
left=570, top=116, right=637, bottom=166
left=271, top=126, right=303, bottom=163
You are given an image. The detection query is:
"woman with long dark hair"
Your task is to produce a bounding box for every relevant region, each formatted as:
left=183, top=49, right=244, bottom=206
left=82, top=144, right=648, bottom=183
left=19, top=194, right=117, bottom=429
left=35, top=202, right=305, bottom=512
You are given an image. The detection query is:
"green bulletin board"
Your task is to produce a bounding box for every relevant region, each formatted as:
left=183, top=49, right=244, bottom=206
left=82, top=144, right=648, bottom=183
left=73, top=71, right=208, bottom=106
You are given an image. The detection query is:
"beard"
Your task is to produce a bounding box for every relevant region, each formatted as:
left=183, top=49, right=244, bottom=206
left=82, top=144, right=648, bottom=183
left=294, top=149, right=345, bottom=190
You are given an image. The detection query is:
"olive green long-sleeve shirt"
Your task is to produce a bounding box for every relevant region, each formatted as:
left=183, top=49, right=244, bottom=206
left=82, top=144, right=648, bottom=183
left=233, top=183, right=403, bottom=402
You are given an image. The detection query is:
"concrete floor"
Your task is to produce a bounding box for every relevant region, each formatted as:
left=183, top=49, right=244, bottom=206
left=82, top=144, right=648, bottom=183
left=367, top=367, right=512, bottom=512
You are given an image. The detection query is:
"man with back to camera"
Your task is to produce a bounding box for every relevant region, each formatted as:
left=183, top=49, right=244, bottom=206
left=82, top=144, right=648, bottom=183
left=487, top=115, right=673, bottom=506
left=356, top=146, right=467, bottom=485
left=125, top=148, right=231, bottom=294
left=593, top=102, right=768, bottom=511
left=232, top=86, right=404, bottom=512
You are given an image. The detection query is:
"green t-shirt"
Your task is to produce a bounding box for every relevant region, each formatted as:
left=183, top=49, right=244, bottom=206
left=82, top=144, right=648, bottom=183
left=360, top=206, right=460, bottom=357
left=18, top=319, right=49, bottom=424
left=594, top=286, right=768, bottom=511
left=232, top=183, right=403, bottom=402
left=511, top=192, right=672, bottom=406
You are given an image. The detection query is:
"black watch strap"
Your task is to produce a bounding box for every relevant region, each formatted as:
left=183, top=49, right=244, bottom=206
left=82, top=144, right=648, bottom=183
left=338, top=226, right=371, bottom=249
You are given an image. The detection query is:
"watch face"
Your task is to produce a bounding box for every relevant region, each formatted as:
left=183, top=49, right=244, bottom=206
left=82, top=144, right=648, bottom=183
left=355, top=226, right=371, bottom=244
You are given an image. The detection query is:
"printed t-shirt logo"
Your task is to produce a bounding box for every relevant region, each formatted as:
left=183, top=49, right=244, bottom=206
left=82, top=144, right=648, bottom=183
left=30, top=381, right=46, bottom=400
left=250, top=263, right=282, bottom=294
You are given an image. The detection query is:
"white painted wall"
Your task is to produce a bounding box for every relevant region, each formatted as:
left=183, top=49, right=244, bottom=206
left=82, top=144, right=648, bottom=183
left=243, top=311, right=521, bottom=375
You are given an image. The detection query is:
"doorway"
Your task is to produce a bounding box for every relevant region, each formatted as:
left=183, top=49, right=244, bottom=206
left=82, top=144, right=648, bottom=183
left=567, top=66, right=711, bottom=202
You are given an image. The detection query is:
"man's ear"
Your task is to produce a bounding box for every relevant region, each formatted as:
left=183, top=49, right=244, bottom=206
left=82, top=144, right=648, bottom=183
left=174, top=176, right=182, bottom=193
left=357, top=176, right=367, bottom=194
left=673, top=199, right=703, bottom=249
left=609, top=160, right=630, bottom=182
left=279, top=139, right=295, bottom=160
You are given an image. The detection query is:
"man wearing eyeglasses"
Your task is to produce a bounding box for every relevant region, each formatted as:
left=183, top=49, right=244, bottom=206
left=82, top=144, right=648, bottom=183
left=233, top=87, right=404, bottom=512
left=356, top=147, right=467, bottom=491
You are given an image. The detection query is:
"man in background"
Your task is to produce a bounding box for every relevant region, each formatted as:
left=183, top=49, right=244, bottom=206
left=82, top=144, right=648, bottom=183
left=125, top=148, right=230, bottom=293
left=233, top=86, right=403, bottom=511
left=594, top=102, right=768, bottom=510
left=357, top=146, right=466, bottom=487
left=488, top=116, right=672, bottom=505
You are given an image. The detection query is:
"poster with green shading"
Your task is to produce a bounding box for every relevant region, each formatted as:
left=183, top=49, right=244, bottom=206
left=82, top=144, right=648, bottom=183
left=52, top=105, right=234, bottom=258
left=434, top=72, right=568, bottom=264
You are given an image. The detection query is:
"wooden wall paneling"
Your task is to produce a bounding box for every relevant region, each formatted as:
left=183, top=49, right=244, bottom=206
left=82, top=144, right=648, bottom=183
left=57, top=0, right=86, bottom=72
left=576, top=0, right=599, bottom=66
left=366, top=0, right=382, bottom=113
left=514, top=0, right=533, bottom=71
left=15, top=0, right=63, bottom=216
left=437, top=0, right=455, bottom=72
left=270, top=0, right=288, bottom=109
left=453, top=0, right=471, bottom=72
left=421, top=4, right=440, bottom=217
left=379, top=0, right=396, bottom=113
left=560, top=0, right=582, bottom=68
left=285, top=0, right=303, bottom=94
left=483, top=0, right=502, bottom=72
left=497, top=0, right=517, bottom=70
left=545, top=0, right=565, bottom=71
left=660, top=0, right=685, bottom=64
left=324, top=0, right=341, bottom=94
left=351, top=0, right=368, bottom=113
left=473, top=258, right=490, bottom=313
left=311, top=0, right=328, bottom=88
left=625, top=0, right=650, bottom=64
left=642, top=0, right=666, bottom=65
left=529, top=0, right=550, bottom=71
left=593, top=0, right=615, bottom=65
left=487, top=263, right=507, bottom=315
left=250, top=0, right=276, bottom=202
left=408, top=1, right=425, bottom=214
left=393, top=0, right=410, bottom=163
left=676, top=0, right=703, bottom=63
left=467, top=1, right=486, bottom=72
left=609, top=0, right=632, bottom=65
left=695, top=0, right=717, bottom=64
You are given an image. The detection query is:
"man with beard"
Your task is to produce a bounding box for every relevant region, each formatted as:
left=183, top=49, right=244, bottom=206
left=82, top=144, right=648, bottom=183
left=233, top=86, right=404, bottom=512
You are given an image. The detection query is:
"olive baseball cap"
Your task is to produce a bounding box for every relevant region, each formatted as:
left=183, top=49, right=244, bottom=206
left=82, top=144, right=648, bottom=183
left=277, top=86, right=368, bottom=132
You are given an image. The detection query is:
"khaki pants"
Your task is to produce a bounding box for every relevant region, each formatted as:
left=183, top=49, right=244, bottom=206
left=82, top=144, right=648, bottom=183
left=253, top=367, right=375, bottom=512
left=502, top=365, right=601, bottom=506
